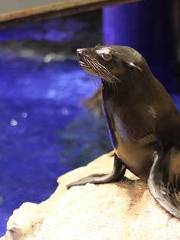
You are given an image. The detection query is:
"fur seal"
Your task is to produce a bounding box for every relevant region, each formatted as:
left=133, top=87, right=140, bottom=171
left=67, top=45, right=180, bottom=218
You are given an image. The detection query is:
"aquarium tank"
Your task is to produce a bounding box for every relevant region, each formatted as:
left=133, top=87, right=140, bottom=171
left=0, top=0, right=180, bottom=236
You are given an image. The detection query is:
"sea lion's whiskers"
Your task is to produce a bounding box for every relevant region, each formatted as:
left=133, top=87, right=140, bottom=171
left=94, top=60, right=113, bottom=77
left=87, top=59, right=107, bottom=78
left=84, top=55, right=111, bottom=77
left=96, top=66, right=117, bottom=81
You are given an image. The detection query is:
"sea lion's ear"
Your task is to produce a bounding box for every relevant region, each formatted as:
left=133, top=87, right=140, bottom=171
left=126, top=62, right=142, bottom=72
left=148, top=146, right=180, bottom=218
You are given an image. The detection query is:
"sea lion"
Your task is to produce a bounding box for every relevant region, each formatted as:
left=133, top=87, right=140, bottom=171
left=67, top=45, right=180, bottom=218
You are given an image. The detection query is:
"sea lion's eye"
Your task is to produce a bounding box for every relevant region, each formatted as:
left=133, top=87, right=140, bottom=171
left=101, top=53, right=112, bottom=61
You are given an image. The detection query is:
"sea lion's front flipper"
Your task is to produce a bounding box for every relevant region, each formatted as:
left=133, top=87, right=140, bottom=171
left=148, top=146, right=180, bottom=218
left=67, top=154, right=126, bottom=189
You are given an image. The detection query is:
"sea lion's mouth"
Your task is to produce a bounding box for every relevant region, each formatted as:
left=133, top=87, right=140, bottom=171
left=78, top=54, right=95, bottom=73
left=77, top=50, right=90, bottom=68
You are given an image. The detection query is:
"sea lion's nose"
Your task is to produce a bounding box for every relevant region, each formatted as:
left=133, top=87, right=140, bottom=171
left=76, top=48, right=88, bottom=57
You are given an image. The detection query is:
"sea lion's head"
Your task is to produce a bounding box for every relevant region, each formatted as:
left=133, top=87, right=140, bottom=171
left=77, top=45, right=146, bottom=83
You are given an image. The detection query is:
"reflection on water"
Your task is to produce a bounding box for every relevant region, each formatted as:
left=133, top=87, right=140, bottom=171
left=0, top=55, right=111, bottom=236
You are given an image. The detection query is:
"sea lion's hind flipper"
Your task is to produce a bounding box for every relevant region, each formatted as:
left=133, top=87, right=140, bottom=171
left=148, top=147, right=180, bottom=218
left=67, top=154, right=126, bottom=189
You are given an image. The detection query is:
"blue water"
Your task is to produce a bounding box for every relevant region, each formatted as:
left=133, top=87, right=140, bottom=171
left=0, top=55, right=111, bottom=236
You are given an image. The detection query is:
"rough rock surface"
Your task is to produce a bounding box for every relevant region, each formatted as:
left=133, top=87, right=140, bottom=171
left=1, top=152, right=180, bottom=240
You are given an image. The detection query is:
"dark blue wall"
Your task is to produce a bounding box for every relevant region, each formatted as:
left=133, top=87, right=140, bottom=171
left=103, top=0, right=178, bottom=92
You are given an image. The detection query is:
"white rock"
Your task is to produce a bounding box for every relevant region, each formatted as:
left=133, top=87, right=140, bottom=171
left=2, top=152, right=180, bottom=240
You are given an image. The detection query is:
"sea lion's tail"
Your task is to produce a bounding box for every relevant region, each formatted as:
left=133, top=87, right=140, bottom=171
left=148, top=146, right=180, bottom=218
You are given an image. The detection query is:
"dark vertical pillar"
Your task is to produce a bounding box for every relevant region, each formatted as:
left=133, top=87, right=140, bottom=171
left=103, top=0, right=178, bottom=92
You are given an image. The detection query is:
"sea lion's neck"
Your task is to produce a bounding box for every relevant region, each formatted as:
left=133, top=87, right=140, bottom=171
left=101, top=74, right=149, bottom=105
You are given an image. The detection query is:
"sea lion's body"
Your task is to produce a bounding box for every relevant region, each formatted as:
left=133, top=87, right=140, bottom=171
left=102, top=74, right=178, bottom=180
left=67, top=45, right=180, bottom=218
